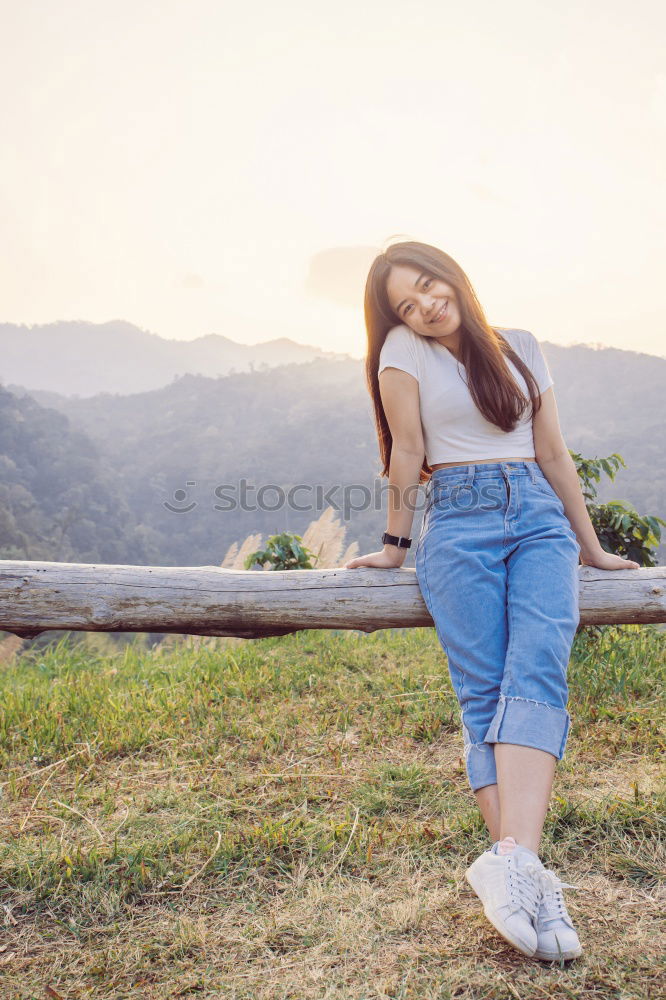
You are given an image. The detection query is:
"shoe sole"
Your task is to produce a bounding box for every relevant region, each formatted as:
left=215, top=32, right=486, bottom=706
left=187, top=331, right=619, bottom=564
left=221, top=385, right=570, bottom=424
left=465, top=864, right=536, bottom=958
left=534, top=945, right=583, bottom=962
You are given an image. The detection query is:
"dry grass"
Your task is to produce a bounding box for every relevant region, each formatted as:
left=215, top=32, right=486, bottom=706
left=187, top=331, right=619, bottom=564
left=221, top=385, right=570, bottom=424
left=0, top=624, right=664, bottom=999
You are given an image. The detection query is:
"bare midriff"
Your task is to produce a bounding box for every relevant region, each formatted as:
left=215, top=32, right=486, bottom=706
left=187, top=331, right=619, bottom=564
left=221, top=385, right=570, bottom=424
left=430, top=455, right=536, bottom=471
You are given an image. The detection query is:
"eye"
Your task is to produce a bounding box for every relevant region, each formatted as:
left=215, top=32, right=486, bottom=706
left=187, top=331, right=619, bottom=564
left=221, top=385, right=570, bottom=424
left=403, top=304, right=413, bottom=315
left=423, top=278, right=433, bottom=289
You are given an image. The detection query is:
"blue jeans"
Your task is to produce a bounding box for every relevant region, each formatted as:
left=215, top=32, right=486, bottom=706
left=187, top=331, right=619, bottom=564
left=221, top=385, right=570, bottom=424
left=415, top=460, right=581, bottom=792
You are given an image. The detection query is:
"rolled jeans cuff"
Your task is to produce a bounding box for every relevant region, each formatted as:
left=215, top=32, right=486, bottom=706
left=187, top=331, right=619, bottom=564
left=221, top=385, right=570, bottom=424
left=463, top=728, right=498, bottom=791
left=484, top=693, right=571, bottom=760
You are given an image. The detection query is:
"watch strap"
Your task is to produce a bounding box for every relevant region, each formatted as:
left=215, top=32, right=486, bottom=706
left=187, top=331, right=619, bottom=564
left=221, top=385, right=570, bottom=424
left=382, top=531, right=412, bottom=549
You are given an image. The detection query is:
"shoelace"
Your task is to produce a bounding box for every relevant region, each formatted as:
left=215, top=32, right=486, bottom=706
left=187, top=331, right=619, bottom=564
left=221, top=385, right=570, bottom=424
left=505, top=857, right=541, bottom=919
left=536, top=868, right=578, bottom=925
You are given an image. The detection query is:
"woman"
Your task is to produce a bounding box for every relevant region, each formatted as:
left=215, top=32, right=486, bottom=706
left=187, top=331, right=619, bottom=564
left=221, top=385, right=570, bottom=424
left=345, top=240, right=640, bottom=962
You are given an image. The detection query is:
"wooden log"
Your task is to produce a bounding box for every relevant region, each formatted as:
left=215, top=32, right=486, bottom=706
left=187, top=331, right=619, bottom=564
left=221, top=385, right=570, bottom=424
left=0, top=559, right=664, bottom=640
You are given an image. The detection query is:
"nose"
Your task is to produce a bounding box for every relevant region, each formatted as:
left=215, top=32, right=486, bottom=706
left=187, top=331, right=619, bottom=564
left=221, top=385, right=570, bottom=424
left=420, top=294, right=436, bottom=318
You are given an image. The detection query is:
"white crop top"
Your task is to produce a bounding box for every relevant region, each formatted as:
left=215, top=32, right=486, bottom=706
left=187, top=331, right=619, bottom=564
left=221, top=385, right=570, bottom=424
left=377, top=325, right=554, bottom=466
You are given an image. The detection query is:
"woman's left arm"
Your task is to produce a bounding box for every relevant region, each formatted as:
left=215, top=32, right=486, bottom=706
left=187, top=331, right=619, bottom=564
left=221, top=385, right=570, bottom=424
left=532, top=387, right=640, bottom=570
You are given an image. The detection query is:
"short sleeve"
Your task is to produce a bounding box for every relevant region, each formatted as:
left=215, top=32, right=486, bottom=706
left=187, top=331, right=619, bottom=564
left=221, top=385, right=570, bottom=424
left=523, top=330, right=554, bottom=394
left=378, top=325, right=420, bottom=382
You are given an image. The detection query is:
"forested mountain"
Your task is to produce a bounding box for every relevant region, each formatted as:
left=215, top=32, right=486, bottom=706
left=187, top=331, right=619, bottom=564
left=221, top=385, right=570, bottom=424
left=0, top=321, right=347, bottom=397
left=2, top=339, right=664, bottom=568
left=0, top=386, right=160, bottom=564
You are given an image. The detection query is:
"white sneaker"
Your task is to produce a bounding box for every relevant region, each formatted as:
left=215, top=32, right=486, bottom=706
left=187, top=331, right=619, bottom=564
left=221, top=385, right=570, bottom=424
left=465, top=845, right=542, bottom=956
left=533, top=868, right=583, bottom=962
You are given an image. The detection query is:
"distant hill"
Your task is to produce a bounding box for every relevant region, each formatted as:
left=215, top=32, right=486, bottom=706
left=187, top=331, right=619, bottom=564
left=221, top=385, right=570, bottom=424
left=0, top=385, right=160, bottom=565
left=3, top=340, right=663, bottom=568
left=0, top=321, right=350, bottom=397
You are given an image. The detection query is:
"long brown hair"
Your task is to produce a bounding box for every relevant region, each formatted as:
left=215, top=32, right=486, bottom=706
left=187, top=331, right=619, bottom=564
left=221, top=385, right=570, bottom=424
left=365, top=241, right=544, bottom=483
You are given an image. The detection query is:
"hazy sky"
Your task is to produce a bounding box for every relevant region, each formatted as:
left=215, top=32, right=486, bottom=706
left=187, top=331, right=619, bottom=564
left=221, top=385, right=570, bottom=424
left=2, top=0, right=665, bottom=359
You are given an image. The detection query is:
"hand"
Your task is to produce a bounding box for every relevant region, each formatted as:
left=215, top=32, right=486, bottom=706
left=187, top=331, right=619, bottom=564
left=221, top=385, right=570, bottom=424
left=344, top=548, right=407, bottom=570
left=581, top=549, right=641, bottom=570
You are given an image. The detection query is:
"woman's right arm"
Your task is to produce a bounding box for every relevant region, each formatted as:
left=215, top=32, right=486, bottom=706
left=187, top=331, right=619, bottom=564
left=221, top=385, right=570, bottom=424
left=345, top=368, right=425, bottom=570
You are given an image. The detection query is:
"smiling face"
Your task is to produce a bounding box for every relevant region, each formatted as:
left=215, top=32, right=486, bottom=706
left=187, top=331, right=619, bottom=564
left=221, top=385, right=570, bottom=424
left=385, top=264, right=462, bottom=346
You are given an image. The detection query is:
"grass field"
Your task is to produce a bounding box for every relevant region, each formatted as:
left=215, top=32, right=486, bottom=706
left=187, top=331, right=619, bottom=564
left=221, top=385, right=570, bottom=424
left=0, top=624, right=664, bottom=999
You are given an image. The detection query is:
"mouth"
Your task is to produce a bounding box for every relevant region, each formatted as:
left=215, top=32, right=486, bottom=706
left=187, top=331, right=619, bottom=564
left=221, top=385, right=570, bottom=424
left=429, top=300, right=448, bottom=324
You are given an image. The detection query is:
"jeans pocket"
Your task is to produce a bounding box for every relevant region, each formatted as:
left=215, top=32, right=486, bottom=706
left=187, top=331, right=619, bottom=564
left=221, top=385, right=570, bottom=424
left=430, top=483, right=471, bottom=509
left=532, top=473, right=560, bottom=502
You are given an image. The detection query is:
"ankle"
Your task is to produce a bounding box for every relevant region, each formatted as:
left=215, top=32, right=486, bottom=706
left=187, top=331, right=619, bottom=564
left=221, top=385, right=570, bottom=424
left=500, top=833, right=541, bottom=854
left=495, top=836, right=542, bottom=861
left=497, top=836, right=518, bottom=855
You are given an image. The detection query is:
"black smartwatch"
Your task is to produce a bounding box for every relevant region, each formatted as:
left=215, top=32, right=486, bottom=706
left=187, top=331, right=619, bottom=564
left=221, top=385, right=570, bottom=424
left=381, top=531, right=412, bottom=549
